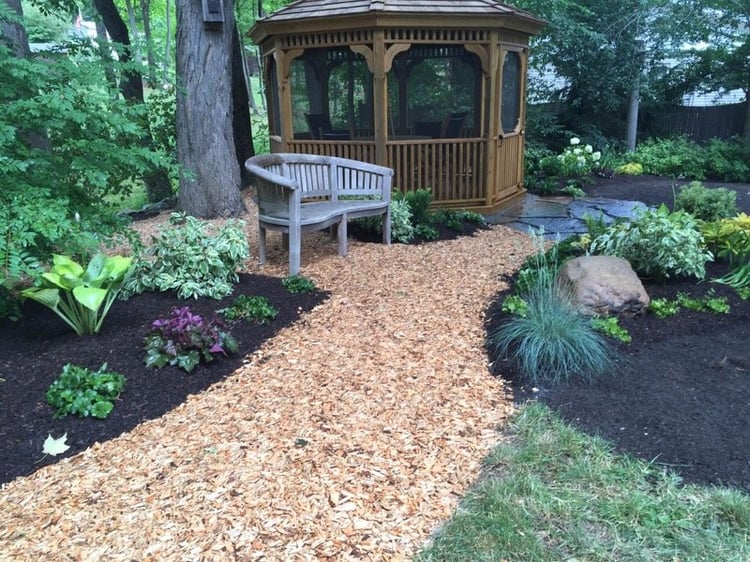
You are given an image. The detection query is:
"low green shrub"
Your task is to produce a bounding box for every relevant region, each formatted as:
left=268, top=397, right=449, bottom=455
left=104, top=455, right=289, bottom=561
left=399, top=188, right=433, bottom=226
left=46, top=363, right=126, bottom=419
left=21, top=253, right=133, bottom=335
left=144, top=306, right=238, bottom=373
left=501, top=294, right=528, bottom=317
left=649, top=297, right=680, bottom=318
left=649, top=292, right=730, bottom=317
left=219, top=295, right=278, bottom=324
left=589, top=204, right=712, bottom=279
left=282, top=274, right=316, bottom=294
left=677, top=291, right=730, bottom=314
left=125, top=213, right=249, bottom=299
left=590, top=316, right=631, bottom=343
left=674, top=181, right=738, bottom=222
left=632, top=137, right=706, bottom=179
left=390, top=198, right=416, bottom=243
left=704, top=138, right=750, bottom=183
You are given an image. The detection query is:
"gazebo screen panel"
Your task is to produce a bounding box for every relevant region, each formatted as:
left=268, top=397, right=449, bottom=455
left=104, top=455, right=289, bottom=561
left=289, top=48, right=373, bottom=139
left=387, top=46, right=480, bottom=137
left=501, top=51, right=522, bottom=133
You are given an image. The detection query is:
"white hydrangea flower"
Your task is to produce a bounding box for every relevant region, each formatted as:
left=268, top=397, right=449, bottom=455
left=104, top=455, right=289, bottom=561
left=573, top=148, right=582, bottom=155
left=570, top=137, right=581, bottom=146
left=577, top=156, right=586, bottom=166
left=592, top=151, right=601, bottom=162
left=585, top=144, right=593, bottom=153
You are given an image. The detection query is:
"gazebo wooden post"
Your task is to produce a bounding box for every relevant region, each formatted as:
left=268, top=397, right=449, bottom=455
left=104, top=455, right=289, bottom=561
left=275, top=42, right=303, bottom=152
left=485, top=31, right=501, bottom=208
left=372, top=30, right=388, bottom=167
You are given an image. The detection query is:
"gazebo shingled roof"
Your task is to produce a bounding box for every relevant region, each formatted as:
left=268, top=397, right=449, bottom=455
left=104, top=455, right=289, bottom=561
left=250, top=0, right=544, bottom=212
left=259, top=0, right=537, bottom=20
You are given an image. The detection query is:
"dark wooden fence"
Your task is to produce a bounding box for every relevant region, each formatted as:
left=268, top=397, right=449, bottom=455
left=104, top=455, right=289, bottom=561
left=652, top=102, right=747, bottom=143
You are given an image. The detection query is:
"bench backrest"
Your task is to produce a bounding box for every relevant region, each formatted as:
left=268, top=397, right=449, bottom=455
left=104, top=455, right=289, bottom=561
left=246, top=153, right=393, bottom=203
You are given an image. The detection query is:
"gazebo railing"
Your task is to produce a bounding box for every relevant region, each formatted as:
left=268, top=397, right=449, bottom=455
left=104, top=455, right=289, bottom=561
left=285, top=137, right=488, bottom=207
left=387, top=138, right=486, bottom=205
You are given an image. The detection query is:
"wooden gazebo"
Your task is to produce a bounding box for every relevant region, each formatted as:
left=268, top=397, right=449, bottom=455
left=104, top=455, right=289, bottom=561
left=249, top=0, right=544, bottom=212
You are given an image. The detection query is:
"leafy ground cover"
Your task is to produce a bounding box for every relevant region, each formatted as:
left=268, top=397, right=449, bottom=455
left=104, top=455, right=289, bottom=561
left=487, top=175, right=750, bottom=491
left=0, top=274, right=327, bottom=485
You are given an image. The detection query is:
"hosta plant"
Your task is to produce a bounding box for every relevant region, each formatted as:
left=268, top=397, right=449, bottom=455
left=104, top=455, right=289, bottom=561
left=144, top=306, right=238, bottom=373
left=46, top=363, right=126, bottom=419
left=21, top=253, right=133, bottom=335
left=589, top=204, right=712, bottom=279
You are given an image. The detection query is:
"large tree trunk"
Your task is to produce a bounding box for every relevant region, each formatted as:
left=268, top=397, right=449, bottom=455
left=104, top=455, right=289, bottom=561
left=1, top=0, right=29, bottom=57
left=175, top=0, right=245, bottom=218
left=93, top=0, right=144, bottom=102
left=1, top=0, right=49, bottom=150
left=232, top=25, right=254, bottom=187
left=140, top=0, right=158, bottom=87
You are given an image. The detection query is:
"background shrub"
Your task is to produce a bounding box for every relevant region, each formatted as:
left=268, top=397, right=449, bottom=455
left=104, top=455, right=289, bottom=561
left=631, top=137, right=706, bottom=179
left=704, top=138, right=750, bottom=183
left=674, top=181, right=738, bottom=222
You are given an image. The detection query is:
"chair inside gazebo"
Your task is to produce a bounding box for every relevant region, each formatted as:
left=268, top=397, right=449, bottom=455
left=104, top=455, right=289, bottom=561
left=287, top=45, right=487, bottom=206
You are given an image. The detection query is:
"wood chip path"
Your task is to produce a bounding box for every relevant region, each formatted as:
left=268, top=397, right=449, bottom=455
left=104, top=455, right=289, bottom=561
left=0, top=202, right=535, bottom=561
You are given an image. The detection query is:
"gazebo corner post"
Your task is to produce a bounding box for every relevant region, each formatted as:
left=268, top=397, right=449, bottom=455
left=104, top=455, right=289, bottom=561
left=485, top=30, right=502, bottom=208
left=372, top=29, right=388, bottom=169
left=275, top=43, right=303, bottom=152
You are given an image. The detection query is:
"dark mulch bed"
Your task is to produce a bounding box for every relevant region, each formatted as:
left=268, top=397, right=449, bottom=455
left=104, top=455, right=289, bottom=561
left=0, top=275, right=327, bottom=485
left=488, top=174, right=750, bottom=492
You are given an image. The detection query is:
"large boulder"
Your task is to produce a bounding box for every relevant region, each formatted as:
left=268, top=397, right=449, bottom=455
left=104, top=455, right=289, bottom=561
left=556, top=255, right=650, bottom=316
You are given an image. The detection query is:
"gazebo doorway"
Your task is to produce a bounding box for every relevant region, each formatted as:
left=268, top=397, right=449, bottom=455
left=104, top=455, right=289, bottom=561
left=250, top=0, right=543, bottom=212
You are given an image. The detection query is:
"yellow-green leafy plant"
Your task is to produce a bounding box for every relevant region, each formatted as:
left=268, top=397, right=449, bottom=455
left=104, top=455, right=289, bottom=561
left=700, top=213, right=750, bottom=265
left=615, top=162, right=643, bottom=176
left=22, top=253, right=133, bottom=335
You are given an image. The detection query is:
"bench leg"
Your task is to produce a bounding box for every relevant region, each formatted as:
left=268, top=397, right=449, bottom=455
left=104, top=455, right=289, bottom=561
left=289, top=226, right=301, bottom=275
left=382, top=206, right=391, bottom=245
left=258, top=224, right=267, bottom=266
left=337, top=215, right=348, bottom=257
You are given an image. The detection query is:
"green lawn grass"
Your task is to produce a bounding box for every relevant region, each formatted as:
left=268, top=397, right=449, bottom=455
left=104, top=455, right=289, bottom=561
left=416, top=403, right=750, bottom=561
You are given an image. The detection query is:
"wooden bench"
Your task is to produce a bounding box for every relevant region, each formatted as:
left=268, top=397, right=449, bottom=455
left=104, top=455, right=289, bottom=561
left=244, top=153, right=393, bottom=274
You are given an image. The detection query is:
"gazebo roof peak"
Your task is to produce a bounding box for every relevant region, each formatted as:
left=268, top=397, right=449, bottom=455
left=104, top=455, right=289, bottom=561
left=257, top=0, right=539, bottom=23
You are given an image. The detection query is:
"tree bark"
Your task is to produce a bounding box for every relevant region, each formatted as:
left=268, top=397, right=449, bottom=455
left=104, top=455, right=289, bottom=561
left=1, top=0, right=49, bottom=150
left=232, top=25, right=254, bottom=187
left=163, top=0, right=171, bottom=84
left=1, top=0, right=30, bottom=58
left=93, top=0, right=144, bottom=102
left=175, top=0, right=245, bottom=218
left=140, top=0, right=158, bottom=86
